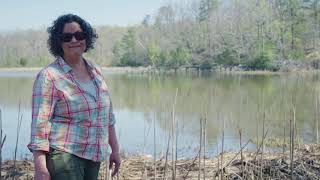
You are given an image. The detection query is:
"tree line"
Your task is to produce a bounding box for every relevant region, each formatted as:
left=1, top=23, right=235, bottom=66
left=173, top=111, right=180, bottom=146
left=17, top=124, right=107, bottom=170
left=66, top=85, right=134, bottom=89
left=0, top=0, right=319, bottom=70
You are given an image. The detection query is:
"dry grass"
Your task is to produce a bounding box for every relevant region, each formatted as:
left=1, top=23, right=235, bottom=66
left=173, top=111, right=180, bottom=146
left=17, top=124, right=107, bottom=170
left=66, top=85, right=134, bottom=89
left=2, top=144, right=320, bottom=180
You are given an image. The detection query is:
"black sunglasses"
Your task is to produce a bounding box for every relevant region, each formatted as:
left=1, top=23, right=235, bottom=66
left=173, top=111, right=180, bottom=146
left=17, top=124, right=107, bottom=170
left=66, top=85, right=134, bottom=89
left=60, top=31, right=86, bottom=42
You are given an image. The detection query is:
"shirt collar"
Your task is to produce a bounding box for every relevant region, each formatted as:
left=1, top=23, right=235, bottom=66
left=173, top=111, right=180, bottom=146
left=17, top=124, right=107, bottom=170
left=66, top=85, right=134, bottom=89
left=57, top=57, right=72, bottom=73
left=57, top=56, right=95, bottom=73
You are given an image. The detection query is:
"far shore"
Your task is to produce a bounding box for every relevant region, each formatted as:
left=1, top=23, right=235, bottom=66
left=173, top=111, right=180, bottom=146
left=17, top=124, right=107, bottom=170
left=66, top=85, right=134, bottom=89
left=0, top=66, right=151, bottom=74
left=0, top=66, right=320, bottom=75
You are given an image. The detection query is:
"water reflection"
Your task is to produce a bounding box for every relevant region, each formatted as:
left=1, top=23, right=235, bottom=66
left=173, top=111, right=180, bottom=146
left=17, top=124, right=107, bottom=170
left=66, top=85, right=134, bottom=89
left=0, top=71, right=319, bottom=160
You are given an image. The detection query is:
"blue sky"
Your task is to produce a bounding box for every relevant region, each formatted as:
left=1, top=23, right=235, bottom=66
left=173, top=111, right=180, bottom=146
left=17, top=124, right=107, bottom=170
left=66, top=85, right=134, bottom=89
left=0, top=0, right=171, bottom=31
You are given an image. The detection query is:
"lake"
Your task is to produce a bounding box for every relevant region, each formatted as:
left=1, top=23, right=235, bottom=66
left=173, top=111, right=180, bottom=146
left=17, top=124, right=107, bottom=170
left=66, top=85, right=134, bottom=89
left=0, top=70, right=319, bottom=160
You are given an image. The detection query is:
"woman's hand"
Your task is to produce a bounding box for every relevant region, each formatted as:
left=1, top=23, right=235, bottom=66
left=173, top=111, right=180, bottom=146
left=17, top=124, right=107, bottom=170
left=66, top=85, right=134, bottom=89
left=109, top=151, right=121, bottom=177
left=108, top=125, right=121, bottom=177
left=33, top=151, right=50, bottom=180
left=34, top=168, right=50, bottom=180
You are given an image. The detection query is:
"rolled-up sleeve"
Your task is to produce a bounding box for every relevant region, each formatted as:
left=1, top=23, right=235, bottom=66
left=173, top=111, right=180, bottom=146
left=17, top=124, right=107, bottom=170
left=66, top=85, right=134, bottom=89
left=27, top=70, right=57, bottom=152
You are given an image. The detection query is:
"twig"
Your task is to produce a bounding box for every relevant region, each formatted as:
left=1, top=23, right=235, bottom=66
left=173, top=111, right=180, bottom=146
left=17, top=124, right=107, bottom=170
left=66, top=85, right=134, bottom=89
left=253, top=129, right=269, bottom=161
left=1, top=131, right=6, bottom=150
left=182, top=148, right=201, bottom=179
left=225, top=139, right=251, bottom=167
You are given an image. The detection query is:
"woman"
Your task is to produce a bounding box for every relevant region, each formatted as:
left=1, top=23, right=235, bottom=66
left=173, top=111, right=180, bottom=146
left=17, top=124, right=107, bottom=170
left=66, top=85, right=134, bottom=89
left=28, top=14, right=120, bottom=180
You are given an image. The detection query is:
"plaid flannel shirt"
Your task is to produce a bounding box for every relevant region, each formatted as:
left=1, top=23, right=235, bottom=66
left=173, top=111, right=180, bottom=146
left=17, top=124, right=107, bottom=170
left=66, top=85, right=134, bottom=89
left=28, top=57, right=115, bottom=162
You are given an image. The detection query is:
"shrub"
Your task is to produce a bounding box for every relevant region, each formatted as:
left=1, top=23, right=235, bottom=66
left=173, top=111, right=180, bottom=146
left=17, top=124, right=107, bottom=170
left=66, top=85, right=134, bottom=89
left=247, top=52, right=272, bottom=70
left=216, top=48, right=239, bottom=67
left=19, top=57, right=28, bottom=66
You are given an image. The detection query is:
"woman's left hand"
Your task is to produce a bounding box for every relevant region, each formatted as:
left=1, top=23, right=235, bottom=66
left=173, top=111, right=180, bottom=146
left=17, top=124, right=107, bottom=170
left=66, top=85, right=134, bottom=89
left=109, top=151, right=121, bottom=177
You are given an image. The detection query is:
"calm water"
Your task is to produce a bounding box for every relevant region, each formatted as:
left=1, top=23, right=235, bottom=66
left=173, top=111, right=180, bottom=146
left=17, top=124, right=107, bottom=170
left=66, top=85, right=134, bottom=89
left=0, top=70, right=319, bottom=160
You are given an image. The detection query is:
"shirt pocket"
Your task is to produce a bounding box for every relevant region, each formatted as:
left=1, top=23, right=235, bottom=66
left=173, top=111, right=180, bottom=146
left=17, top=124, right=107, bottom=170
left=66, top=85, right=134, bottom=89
left=54, top=84, right=92, bottom=124
left=53, top=99, right=91, bottom=124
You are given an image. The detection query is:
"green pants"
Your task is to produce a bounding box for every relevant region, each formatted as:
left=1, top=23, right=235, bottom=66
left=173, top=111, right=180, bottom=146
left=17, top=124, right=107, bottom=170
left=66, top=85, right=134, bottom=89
left=46, top=148, right=101, bottom=180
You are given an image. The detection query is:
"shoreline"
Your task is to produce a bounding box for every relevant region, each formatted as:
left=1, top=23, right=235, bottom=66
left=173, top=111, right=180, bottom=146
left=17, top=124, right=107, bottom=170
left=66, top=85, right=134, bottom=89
left=0, top=67, right=320, bottom=75
left=0, top=67, right=152, bottom=74
left=2, top=144, right=320, bottom=179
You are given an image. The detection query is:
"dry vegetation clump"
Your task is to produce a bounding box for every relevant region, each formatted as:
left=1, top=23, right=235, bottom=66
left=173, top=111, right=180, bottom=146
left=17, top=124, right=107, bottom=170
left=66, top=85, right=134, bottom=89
left=1, top=144, right=320, bottom=179
left=115, top=144, right=320, bottom=179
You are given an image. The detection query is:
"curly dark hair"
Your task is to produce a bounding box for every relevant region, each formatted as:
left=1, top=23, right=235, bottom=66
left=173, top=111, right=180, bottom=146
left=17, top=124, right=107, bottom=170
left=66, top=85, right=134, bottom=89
left=47, top=14, right=98, bottom=57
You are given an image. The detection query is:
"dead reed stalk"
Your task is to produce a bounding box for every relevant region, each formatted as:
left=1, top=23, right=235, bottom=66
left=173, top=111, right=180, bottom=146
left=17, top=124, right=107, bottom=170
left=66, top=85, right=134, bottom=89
left=220, top=118, right=225, bottom=180
left=260, top=108, right=266, bottom=180
left=203, top=114, right=207, bottom=180
left=174, top=109, right=179, bottom=180
left=238, top=128, right=243, bottom=177
left=283, top=111, right=287, bottom=154
left=13, top=103, right=23, bottom=179
left=163, top=126, right=171, bottom=180
left=290, top=102, right=296, bottom=180
left=154, top=112, right=157, bottom=180
left=198, top=117, right=202, bottom=180
left=172, top=88, right=178, bottom=180
left=316, top=95, right=319, bottom=144
left=0, top=108, right=2, bottom=179
left=143, top=114, right=151, bottom=179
